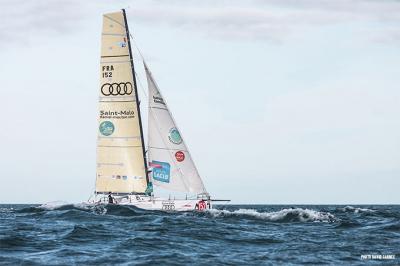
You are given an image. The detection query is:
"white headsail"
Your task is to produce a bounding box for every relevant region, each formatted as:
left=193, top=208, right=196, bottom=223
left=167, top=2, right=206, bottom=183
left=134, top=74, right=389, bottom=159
left=96, top=11, right=148, bottom=194
left=145, top=63, right=207, bottom=195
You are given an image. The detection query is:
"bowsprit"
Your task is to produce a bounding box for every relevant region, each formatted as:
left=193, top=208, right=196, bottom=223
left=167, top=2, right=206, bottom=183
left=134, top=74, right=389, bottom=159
left=101, top=82, right=133, bottom=96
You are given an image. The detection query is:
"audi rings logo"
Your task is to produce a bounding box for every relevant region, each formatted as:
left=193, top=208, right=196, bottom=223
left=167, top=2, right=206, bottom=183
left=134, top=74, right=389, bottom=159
left=101, top=82, right=133, bottom=96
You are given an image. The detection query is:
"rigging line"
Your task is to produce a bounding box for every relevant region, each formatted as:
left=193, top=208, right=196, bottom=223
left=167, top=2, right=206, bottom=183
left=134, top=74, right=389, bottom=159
left=134, top=70, right=148, bottom=98
left=129, top=32, right=147, bottom=63
left=126, top=24, right=206, bottom=193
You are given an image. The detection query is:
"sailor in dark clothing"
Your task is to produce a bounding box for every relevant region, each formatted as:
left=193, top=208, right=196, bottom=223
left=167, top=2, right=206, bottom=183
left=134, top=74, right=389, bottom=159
left=108, top=192, right=113, bottom=204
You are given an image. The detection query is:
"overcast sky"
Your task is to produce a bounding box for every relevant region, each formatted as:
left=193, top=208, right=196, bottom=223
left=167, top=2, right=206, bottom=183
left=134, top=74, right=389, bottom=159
left=1, top=0, right=399, bottom=204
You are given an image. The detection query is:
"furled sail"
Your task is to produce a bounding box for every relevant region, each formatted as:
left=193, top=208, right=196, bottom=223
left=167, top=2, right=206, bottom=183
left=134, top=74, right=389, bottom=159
left=145, top=63, right=207, bottom=194
left=96, top=11, right=147, bottom=194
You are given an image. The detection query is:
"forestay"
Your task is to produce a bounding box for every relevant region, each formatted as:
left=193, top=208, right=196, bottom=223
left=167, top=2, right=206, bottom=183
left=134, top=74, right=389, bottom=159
left=96, top=11, right=147, bottom=194
left=145, top=63, right=207, bottom=194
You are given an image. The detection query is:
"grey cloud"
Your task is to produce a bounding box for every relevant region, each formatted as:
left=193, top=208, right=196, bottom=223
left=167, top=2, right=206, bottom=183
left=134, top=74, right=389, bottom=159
left=1, top=0, right=400, bottom=45
left=0, top=0, right=94, bottom=45
left=130, top=0, right=400, bottom=42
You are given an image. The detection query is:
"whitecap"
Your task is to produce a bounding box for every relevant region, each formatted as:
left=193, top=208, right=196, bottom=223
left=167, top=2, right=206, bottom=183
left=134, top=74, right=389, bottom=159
left=37, top=201, right=70, bottom=210
left=207, top=208, right=337, bottom=222
left=37, top=201, right=107, bottom=215
left=342, top=206, right=376, bottom=213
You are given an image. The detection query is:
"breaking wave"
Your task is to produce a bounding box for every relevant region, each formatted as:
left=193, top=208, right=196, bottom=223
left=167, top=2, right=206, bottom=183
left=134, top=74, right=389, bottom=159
left=206, top=208, right=338, bottom=222
left=17, top=201, right=108, bottom=216
left=341, top=206, right=376, bottom=213
left=37, top=201, right=70, bottom=210
left=19, top=202, right=165, bottom=217
left=20, top=203, right=339, bottom=223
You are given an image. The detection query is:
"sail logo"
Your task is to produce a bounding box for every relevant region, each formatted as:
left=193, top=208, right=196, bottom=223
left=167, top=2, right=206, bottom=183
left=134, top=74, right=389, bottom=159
left=151, top=161, right=170, bottom=183
left=153, top=91, right=165, bottom=105
left=101, top=82, right=133, bottom=96
left=153, top=95, right=165, bottom=105
left=100, top=109, right=135, bottom=119
left=168, top=128, right=183, bottom=145
left=175, top=151, right=185, bottom=162
left=99, top=121, right=115, bottom=136
left=117, top=38, right=127, bottom=48
left=102, top=65, right=114, bottom=78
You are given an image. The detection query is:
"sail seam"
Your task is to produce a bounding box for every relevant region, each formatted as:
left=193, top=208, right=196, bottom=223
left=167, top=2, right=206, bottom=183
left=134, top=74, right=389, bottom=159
left=98, top=145, right=143, bottom=148
left=101, top=55, right=129, bottom=58
left=97, top=163, right=123, bottom=166
left=149, top=106, right=168, bottom=111
left=98, top=137, right=141, bottom=139
left=99, top=100, right=135, bottom=103
left=101, top=60, right=131, bottom=64
left=102, top=33, right=125, bottom=36
left=149, top=146, right=189, bottom=152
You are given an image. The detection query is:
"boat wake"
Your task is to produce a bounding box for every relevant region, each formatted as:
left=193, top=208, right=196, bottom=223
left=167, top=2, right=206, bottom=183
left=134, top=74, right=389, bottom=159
left=206, top=208, right=338, bottom=223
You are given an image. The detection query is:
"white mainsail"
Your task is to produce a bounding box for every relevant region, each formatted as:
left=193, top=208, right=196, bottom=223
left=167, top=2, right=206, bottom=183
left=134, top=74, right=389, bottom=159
left=145, top=63, right=207, bottom=195
left=96, top=11, right=148, bottom=194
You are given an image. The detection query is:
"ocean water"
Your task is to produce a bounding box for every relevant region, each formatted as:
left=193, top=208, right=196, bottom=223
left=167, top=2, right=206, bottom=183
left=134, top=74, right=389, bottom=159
left=0, top=204, right=399, bottom=265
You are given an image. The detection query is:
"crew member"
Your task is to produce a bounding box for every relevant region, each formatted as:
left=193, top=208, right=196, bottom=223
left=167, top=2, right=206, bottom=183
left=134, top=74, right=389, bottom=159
left=108, top=192, right=114, bottom=204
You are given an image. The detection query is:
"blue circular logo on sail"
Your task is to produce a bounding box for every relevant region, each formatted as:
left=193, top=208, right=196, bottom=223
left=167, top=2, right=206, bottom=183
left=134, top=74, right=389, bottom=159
left=168, top=127, right=182, bottom=145
left=99, top=121, right=115, bottom=136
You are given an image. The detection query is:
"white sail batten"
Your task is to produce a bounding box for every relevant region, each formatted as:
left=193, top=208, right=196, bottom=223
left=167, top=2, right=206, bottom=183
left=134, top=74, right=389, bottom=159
left=145, top=63, right=207, bottom=194
left=96, top=11, right=147, bottom=194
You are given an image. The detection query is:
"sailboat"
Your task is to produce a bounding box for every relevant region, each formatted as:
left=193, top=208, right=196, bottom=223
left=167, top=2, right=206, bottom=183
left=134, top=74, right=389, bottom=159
left=90, top=9, right=226, bottom=211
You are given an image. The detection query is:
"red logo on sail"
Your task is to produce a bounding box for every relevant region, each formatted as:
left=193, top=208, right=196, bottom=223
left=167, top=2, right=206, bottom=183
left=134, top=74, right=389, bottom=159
left=175, top=151, right=185, bottom=162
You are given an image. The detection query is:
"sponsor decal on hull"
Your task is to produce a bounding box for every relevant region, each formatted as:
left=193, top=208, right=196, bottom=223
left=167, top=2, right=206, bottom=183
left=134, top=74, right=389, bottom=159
left=162, top=201, right=175, bottom=210
left=196, top=201, right=207, bottom=211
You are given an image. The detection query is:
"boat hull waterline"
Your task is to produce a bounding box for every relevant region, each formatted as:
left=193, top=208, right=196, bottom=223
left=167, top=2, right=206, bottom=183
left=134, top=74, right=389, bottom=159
left=90, top=195, right=211, bottom=211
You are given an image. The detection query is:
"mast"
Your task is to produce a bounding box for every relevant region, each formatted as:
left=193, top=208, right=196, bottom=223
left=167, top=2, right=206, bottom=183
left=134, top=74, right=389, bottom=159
left=122, top=9, right=150, bottom=185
